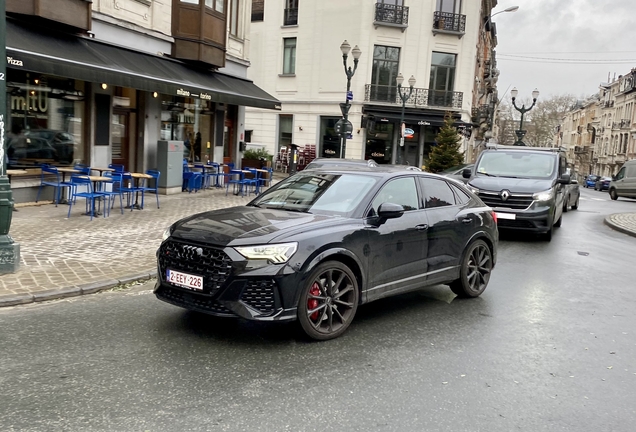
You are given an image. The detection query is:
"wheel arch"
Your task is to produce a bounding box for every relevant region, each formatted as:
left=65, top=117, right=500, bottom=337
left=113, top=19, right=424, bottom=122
left=303, top=248, right=365, bottom=301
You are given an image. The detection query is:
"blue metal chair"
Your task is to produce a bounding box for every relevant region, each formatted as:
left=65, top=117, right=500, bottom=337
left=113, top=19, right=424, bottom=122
left=258, top=167, right=274, bottom=191
left=225, top=168, right=250, bottom=197
left=108, top=163, right=125, bottom=173
left=67, top=175, right=106, bottom=220
left=36, top=165, right=72, bottom=207
left=206, top=162, right=223, bottom=188
left=140, top=169, right=161, bottom=208
left=73, top=163, right=91, bottom=175
left=99, top=172, right=125, bottom=216
left=194, top=162, right=214, bottom=189
left=244, top=168, right=260, bottom=196
left=121, top=172, right=145, bottom=210
left=183, top=160, right=202, bottom=193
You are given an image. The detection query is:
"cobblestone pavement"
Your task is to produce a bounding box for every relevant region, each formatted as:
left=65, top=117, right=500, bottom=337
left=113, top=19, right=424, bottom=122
left=605, top=212, right=636, bottom=238
left=2, top=177, right=636, bottom=307
left=0, top=184, right=261, bottom=306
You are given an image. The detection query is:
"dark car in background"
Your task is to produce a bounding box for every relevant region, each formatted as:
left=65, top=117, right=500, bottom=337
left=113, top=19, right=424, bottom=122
left=155, top=167, right=498, bottom=340
left=24, top=130, right=77, bottom=164
left=584, top=175, right=600, bottom=188
left=304, top=158, right=378, bottom=170
left=563, top=179, right=580, bottom=212
left=594, top=176, right=612, bottom=191
left=440, top=163, right=474, bottom=184
left=7, top=135, right=57, bottom=163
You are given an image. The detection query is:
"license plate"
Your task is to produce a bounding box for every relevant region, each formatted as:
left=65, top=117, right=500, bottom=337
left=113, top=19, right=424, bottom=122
left=496, top=212, right=516, bottom=220
left=166, top=269, right=203, bottom=291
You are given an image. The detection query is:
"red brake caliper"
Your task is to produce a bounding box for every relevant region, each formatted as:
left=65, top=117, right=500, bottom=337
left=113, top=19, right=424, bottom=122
left=308, top=283, right=321, bottom=321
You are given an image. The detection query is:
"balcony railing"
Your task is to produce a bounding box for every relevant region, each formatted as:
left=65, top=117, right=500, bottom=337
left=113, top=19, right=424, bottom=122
left=432, top=11, right=466, bottom=36
left=365, top=84, right=463, bottom=109
left=284, top=7, right=298, bottom=26
left=374, top=3, right=409, bottom=29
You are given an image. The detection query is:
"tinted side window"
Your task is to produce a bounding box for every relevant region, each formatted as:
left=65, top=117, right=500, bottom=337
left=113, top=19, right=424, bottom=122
left=418, top=177, right=456, bottom=208
left=626, top=165, right=636, bottom=178
left=449, top=183, right=471, bottom=205
left=371, top=177, right=418, bottom=214
left=615, top=167, right=626, bottom=180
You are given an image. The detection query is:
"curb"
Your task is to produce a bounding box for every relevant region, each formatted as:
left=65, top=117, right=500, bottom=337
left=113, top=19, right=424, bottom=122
left=603, top=214, right=636, bottom=238
left=0, top=269, right=156, bottom=308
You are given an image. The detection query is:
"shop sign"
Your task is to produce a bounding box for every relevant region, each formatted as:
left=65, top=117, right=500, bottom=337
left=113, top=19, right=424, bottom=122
left=6, top=56, right=23, bottom=67
left=176, top=88, right=190, bottom=97
left=371, top=152, right=384, bottom=158
left=404, top=127, right=414, bottom=138
left=199, top=92, right=212, bottom=100
left=418, top=121, right=430, bottom=126
left=325, top=149, right=337, bottom=155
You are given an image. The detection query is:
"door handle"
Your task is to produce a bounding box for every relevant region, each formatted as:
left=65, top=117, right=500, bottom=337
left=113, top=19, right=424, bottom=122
left=461, top=218, right=472, bottom=224
left=415, top=224, right=428, bottom=231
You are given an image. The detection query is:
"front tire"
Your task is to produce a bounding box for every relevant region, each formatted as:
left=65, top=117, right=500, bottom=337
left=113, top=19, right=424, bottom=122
left=563, top=195, right=569, bottom=213
left=572, top=195, right=579, bottom=210
left=298, top=261, right=359, bottom=341
left=449, top=240, right=492, bottom=298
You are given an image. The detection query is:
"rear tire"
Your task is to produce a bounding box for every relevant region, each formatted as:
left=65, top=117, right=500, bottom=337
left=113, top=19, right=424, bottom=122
left=572, top=195, right=579, bottom=210
left=563, top=195, right=569, bottom=213
left=554, top=213, right=562, bottom=228
left=449, top=240, right=492, bottom=298
left=610, top=189, right=618, bottom=201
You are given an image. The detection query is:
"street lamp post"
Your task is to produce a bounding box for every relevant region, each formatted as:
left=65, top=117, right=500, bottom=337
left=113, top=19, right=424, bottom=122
left=0, top=0, right=21, bottom=273
left=510, top=87, right=539, bottom=146
left=338, top=40, right=361, bottom=159
left=396, top=73, right=416, bottom=165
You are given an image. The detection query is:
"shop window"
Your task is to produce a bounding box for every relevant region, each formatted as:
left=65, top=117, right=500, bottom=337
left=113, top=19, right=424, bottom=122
left=365, top=122, right=394, bottom=164
left=6, top=72, right=85, bottom=167
left=320, top=117, right=342, bottom=158
left=278, top=115, right=293, bottom=152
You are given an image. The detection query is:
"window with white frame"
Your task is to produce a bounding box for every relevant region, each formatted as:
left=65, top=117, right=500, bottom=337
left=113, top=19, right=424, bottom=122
left=283, top=37, right=297, bottom=75
left=229, top=0, right=239, bottom=36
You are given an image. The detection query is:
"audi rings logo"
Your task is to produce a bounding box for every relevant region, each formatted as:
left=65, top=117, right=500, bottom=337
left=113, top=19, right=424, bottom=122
left=500, top=190, right=511, bottom=201
left=180, top=245, right=204, bottom=259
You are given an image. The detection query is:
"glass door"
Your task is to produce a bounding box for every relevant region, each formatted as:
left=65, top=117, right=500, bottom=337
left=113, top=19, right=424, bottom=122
left=111, top=110, right=129, bottom=169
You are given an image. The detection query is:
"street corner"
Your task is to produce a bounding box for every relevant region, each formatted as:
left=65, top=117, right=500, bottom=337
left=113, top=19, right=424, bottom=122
left=604, top=213, right=636, bottom=238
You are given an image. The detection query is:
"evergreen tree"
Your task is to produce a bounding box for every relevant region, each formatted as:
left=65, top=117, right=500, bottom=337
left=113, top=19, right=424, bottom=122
left=427, top=112, right=464, bottom=173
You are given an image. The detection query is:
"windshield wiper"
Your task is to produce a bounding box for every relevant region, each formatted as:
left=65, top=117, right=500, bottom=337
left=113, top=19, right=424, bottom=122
left=498, top=175, right=520, bottom=179
left=478, top=172, right=497, bottom=177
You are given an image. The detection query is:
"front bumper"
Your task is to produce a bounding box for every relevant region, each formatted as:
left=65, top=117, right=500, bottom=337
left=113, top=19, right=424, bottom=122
left=154, top=238, right=302, bottom=322
left=493, top=205, right=552, bottom=233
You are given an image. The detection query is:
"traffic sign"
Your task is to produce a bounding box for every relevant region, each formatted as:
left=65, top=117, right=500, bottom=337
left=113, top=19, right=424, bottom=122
left=403, top=128, right=415, bottom=138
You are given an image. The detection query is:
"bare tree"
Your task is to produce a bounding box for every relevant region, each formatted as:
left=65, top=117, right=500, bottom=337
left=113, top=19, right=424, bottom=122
left=496, top=94, right=579, bottom=147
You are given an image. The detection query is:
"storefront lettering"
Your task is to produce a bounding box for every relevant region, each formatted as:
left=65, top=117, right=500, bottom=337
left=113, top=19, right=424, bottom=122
left=6, top=56, right=24, bottom=67
left=176, top=88, right=190, bottom=97
left=11, top=91, right=48, bottom=114
left=418, top=121, right=431, bottom=126
left=324, top=149, right=336, bottom=155
left=199, top=93, right=212, bottom=100
left=371, top=152, right=384, bottom=158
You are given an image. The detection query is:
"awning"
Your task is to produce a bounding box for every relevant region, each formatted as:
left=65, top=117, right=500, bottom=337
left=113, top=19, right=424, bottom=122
left=363, top=105, right=470, bottom=127
left=5, top=19, right=280, bottom=110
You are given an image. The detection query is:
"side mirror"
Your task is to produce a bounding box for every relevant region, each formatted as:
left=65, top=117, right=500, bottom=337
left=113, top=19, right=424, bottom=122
left=377, top=203, right=405, bottom=220
left=462, top=168, right=472, bottom=179
left=558, top=173, right=571, bottom=185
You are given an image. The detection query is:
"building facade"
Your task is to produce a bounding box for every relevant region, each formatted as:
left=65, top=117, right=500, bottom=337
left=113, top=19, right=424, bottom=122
left=245, top=0, right=496, bottom=169
left=5, top=0, right=278, bottom=202
left=556, top=69, right=636, bottom=179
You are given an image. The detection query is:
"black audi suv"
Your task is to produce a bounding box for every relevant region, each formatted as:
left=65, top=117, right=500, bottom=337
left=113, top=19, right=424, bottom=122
left=156, top=167, right=498, bottom=340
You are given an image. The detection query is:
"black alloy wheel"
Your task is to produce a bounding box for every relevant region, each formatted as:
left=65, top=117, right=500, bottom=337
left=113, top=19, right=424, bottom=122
left=449, top=240, right=492, bottom=298
left=298, top=261, right=359, bottom=340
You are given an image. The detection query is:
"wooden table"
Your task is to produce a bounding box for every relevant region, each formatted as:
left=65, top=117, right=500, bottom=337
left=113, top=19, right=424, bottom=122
left=128, top=173, right=153, bottom=210
left=91, top=167, right=115, bottom=176
left=54, top=168, right=81, bottom=204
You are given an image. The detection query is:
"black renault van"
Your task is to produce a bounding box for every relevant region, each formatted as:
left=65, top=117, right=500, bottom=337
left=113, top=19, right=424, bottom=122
left=463, top=145, right=571, bottom=241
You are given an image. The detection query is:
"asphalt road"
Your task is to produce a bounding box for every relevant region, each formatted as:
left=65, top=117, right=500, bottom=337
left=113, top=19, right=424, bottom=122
left=1, top=188, right=635, bottom=432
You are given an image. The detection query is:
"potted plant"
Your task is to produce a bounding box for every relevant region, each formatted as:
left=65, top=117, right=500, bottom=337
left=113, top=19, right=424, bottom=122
left=241, top=148, right=273, bottom=169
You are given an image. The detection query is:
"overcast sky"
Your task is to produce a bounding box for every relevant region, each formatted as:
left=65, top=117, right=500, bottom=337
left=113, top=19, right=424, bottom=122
left=492, top=0, right=636, bottom=100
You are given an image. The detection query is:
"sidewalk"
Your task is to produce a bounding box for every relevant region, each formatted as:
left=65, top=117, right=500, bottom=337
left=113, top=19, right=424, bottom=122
left=1, top=180, right=636, bottom=307
left=604, top=213, right=636, bottom=238
left=0, top=173, right=286, bottom=307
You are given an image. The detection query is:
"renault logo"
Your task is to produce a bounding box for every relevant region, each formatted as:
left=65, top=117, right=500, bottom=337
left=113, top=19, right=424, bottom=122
left=500, top=190, right=511, bottom=201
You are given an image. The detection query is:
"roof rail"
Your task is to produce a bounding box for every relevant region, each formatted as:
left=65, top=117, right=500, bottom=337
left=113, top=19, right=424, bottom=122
left=484, top=143, right=566, bottom=152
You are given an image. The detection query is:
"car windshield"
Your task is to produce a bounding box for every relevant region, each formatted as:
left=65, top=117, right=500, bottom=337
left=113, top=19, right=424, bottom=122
left=476, top=151, right=555, bottom=179
left=249, top=172, right=378, bottom=216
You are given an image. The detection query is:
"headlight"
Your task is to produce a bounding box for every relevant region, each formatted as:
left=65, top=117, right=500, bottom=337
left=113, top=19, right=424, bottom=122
left=162, top=226, right=172, bottom=241
left=468, top=185, right=480, bottom=194
left=533, top=189, right=554, bottom=202
left=235, top=242, right=298, bottom=264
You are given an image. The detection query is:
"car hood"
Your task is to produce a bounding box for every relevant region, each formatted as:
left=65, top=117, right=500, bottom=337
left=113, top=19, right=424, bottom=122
left=170, top=206, right=342, bottom=246
left=469, top=176, right=554, bottom=194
